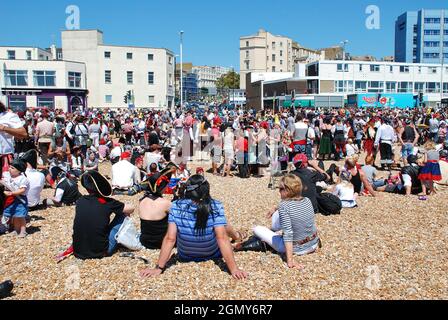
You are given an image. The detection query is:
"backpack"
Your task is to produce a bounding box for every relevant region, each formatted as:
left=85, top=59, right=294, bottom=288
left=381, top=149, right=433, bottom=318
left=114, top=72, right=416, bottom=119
left=316, top=193, right=342, bottom=216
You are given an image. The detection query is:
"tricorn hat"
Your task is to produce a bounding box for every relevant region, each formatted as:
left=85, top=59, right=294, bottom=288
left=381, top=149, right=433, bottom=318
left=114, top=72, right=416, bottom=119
left=20, top=149, right=38, bottom=169
left=81, top=170, right=113, bottom=197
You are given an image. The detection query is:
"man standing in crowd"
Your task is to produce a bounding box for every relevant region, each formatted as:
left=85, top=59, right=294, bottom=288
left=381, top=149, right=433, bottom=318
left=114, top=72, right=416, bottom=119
left=35, top=110, right=54, bottom=165
left=375, top=117, right=396, bottom=170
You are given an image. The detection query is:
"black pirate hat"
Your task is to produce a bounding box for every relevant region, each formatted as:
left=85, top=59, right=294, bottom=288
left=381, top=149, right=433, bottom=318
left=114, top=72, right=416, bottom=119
left=20, top=149, right=38, bottom=169
left=145, top=163, right=178, bottom=196
left=81, top=171, right=113, bottom=197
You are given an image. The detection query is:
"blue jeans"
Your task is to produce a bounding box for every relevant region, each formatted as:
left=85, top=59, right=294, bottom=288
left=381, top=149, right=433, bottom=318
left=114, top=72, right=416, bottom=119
left=401, top=143, right=414, bottom=160
left=107, top=214, right=126, bottom=256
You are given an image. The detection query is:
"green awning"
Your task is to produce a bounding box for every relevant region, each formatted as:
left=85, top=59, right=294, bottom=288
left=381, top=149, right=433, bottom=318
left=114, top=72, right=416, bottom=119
left=283, top=100, right=292, bottom=107
left=295, top=100, right=314, bottom=107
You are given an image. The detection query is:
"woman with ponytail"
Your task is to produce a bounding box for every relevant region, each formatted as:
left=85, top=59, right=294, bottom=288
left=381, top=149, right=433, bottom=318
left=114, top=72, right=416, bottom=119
left=140, top=175, right=248, bottom=280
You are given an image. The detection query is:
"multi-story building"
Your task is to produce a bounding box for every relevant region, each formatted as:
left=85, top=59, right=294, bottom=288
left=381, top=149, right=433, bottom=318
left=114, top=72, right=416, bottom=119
left=395, top=9, right=448, bottom=64
left=246, top=60, right=448, bottom=109
left=0, top=47, right=87, bottom=112
left=62, top=30, right=175, bottom=109
left=182, top=72, right=199, bottom=101
left=192, top=65, right=232, bottom=93
left=239, top=29, right=323, bottom=89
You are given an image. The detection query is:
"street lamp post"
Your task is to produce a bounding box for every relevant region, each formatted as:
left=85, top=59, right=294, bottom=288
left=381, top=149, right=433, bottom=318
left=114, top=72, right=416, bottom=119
left=340, top=40, right=349, bottom=105
left=180, top=31, right=184, bottom=110
left=440, top=13, right=445, bottom=108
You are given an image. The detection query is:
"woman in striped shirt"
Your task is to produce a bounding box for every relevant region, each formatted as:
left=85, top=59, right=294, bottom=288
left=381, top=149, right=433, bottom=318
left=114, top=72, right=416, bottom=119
left=140, top=175, right=248, bottom=280
left=250, top=174, right=320, bottom=268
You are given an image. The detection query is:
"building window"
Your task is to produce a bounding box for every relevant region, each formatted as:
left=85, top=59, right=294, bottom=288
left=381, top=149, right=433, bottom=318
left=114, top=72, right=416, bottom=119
left=359, top=64, right=363, bottom=71
left=245, top=61, right=249, bottom=69
left=280, top=50, right=283, bottom=57
left=272, top=54, right=276, bottom=62
left=246, top=41, right=249, bottom=47
left=7, top=50, right=15, bottom=60
left=355, top=81, right=367, bottom=93
left=148, top=72, right=154, bottom=84
left=8, top=97, right=26, bottom=112
left=68, top=72, right=82, bottom=88
left=444, top=41, right=448, bottom=47
left=424, top=18, right=440, bottom=24
left=272, top=66, right=276, bottom=72
left=105, top=70, right=112, bottom=84
left=5, top=70, right=28, bottom=86
left=280, top=60, right=283, bottom=65
left=443, top=83, right=448, bottom=94
left=127, top=71, right=134, bottom=84
left=399, top=66, right=410, bottom=73
left=386, top=82, right=396, bottom=92
left=428, top=67, right=438, bottom=74
left=423, top=53, right=440, bottom=59
left=272, top=42, right=276, bottom=50
left=26, top=51, right=32, bottom=60
left=424, top=30, right=440, bottom=35
left=389, top=66, right=393, bottom=73
left=335, top=80, right=353, bottom=93
left=105, top=95, right=112, bottom=104
left=148, top=54, right=154, bottom=61
left=426, top=82, right=440, bottom=93
left=148, top=96, right=155, bottom=103
left=33, top=71, right=56, bottom=87
left=37, top=97, right=54, bottom=109
left=424, top=41, right=440, bottom=47
left=337, top=64, right=348, bottom=72
left=127, top=52, right=133, bottom=60
left=105, top=51, right=111, bottom=59
left=370, top=65, right=380, bottom=72
left=414, top=82, right=425, bottom=92
left=368, top=81, right=384, bottom=93
left=246, top=51, right=249, bottom=58
left=398, top=82, right=412, bottom=93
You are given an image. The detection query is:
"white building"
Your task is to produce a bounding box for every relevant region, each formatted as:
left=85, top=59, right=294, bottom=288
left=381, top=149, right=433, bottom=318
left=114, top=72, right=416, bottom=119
left=240, top=29, right=324, bottom=89
left=0, top=46, right=53, bottom=61
left=192, top=65, right=232, bottom=93
left=0, top=55, right=87, bottom=112
left=61, top=30, right=175, bottom=110
left=297, top=60, right=448, bottom=106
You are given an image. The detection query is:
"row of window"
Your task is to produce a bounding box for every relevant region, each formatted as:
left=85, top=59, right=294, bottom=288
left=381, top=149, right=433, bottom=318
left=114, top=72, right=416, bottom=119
left=424, top=41, right=448, bottom=47
left=423, top=53, right=448, bottom=59
left=337, top=63, right=448, bottom=73
left=7, top=50, right=32, bottom=60
left=334, top=80, right=448, bottom=93
left=104, top=70, right=157, bottom=85
left=104, top=51, right=173, bottom=64
left=4, top=70, right=82, bottom=87
left=424, top=29, right=448, bottom=35
left=424, top=18, right=448, bottom=24
left=8, top=96, right=55, bottom=109
left=105, top=95, right=155, bottom=104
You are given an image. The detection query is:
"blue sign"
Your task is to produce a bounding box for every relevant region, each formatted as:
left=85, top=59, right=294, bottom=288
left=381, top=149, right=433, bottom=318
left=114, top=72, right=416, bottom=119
left=348, top=93, right=415, bottom=109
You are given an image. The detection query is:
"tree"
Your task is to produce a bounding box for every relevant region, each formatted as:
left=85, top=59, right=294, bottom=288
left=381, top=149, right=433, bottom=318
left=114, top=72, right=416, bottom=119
left=216, top=71, right=240, bottom=96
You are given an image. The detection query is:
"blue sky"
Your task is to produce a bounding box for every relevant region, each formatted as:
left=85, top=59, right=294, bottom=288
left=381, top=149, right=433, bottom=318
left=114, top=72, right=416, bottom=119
left=1, top=0, right=447, bottom=70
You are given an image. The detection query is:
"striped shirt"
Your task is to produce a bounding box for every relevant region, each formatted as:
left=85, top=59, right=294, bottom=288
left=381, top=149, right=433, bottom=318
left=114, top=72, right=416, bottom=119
left=168, top=199, right=227, bottom=262
left=278, top=198, right=319, bottom=253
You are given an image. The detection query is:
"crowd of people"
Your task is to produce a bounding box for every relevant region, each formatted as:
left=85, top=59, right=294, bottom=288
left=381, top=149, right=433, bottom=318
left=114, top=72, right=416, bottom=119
left=1, top=99, right=447, bottom=294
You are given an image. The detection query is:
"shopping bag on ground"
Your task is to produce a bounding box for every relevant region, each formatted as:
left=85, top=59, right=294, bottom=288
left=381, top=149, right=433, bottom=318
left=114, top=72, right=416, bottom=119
left=115, top=217, right=145, bottom=251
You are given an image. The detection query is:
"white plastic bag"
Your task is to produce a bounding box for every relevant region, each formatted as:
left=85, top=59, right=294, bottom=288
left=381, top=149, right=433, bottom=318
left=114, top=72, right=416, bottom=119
left=115, top=217, right=145, bottom=251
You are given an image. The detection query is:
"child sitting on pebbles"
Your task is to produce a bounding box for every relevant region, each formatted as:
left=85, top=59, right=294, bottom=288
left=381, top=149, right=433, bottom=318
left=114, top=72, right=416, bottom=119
left=1, top=159, right=30, bottom=237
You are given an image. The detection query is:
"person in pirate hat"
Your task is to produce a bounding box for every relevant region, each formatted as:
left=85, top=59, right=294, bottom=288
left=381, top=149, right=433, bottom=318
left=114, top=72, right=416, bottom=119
left=139, top=165, right=176, bottom=250
left=1, top=158, right=30, bottom=237
left=43, top=167, right=81, bottom=207
left=73, top=171, right=135, bottom=259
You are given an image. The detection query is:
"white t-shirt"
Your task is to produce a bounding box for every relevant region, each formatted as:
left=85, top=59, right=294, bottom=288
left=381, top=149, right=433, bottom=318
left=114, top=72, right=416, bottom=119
left=111, top=160, right=141, bottom=189
left=110, top=146, right=123, bottom=159
left=0, top=111, right=23, bottom=155
left=144, top=152, right=163, bottom=171
left=25, top=168, right=45, bottom=207
left=2, top=172, right=30, bottom=196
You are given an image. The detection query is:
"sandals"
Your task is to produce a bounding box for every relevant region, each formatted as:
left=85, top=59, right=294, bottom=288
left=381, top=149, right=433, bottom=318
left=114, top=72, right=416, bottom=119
left=232, top=230, right=248, bottom=244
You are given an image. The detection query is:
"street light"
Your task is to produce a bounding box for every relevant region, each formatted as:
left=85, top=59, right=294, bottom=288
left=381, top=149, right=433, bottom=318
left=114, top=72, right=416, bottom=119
left=440, top=15, right=445, bottom=108
left=340, top=40, right=349, bottom=103
left=180, top=31, right=184, bottom=110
